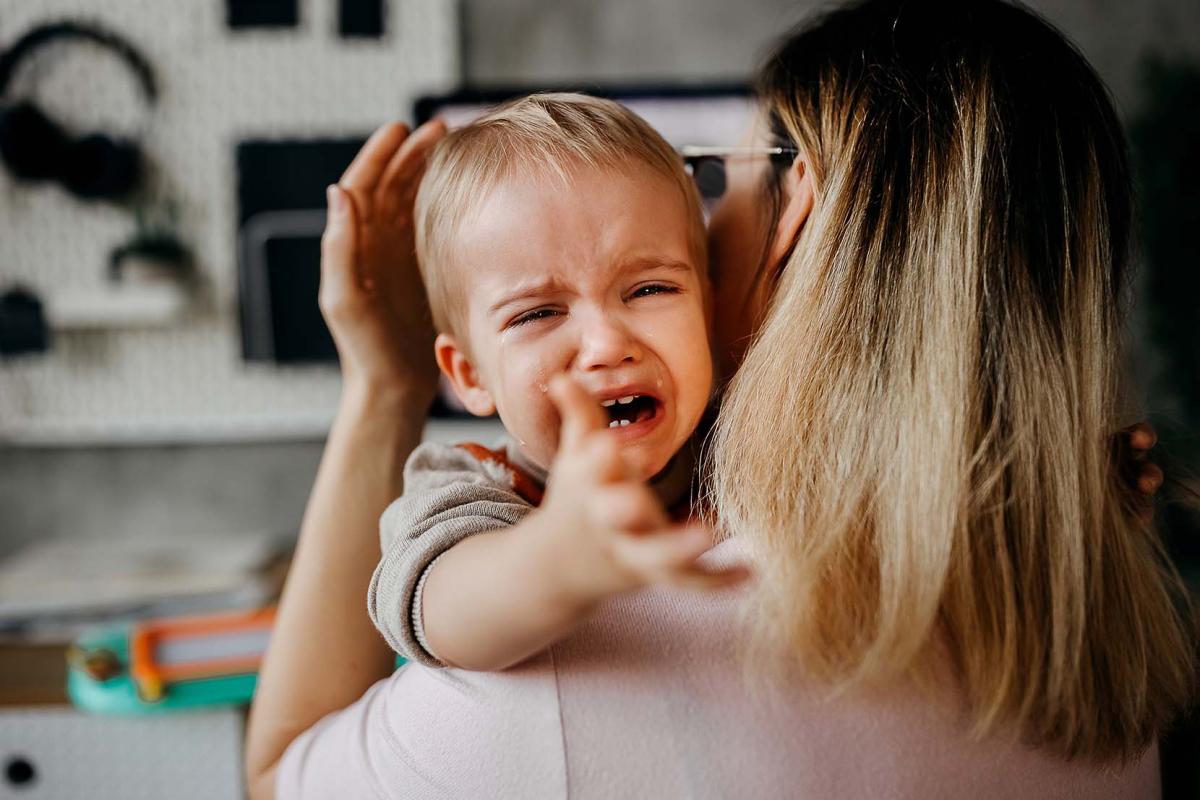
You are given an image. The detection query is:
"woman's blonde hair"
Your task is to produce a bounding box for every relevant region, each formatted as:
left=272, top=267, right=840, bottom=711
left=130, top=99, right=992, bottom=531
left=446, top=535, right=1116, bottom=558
left=711, top=0, right=1195, bottom=762
left=415, top=92, right=706, bottom=337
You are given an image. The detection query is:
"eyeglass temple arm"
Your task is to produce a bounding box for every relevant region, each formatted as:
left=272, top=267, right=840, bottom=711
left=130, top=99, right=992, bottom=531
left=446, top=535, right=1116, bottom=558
left=678, top=145, right=797, bottom=157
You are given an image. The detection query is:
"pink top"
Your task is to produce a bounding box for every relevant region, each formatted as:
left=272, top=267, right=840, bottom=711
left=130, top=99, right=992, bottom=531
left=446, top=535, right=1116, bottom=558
left=276, top=541, right=1158, bottom=799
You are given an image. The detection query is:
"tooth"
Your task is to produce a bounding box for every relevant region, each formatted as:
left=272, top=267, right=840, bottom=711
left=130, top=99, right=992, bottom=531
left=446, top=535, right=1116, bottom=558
left=617, top=396, right=635, bottom=404
left=600, top=399, right=616, bottom=407
left=608, top=420, right=620, bottom=428
left=619, top=419, right=631, bottom=427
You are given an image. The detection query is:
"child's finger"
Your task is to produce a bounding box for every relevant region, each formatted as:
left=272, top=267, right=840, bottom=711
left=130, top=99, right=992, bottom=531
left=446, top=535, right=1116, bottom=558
left=611, top=525, right=715, bottom=577
left=549, top=374, right=609, bottom=452
left=590, top=482, right=669, bottom=533
left=612, top=525, right=752, bottom=591
left=572, top=433, right=628, bottom=484
left=661, top=562, right=753, bottom=592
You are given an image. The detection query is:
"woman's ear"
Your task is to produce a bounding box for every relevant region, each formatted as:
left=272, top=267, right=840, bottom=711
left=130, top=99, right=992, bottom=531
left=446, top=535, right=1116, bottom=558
left=434, top=333, right=496, bottom=417
left=765, top=157, right=814, bottom=271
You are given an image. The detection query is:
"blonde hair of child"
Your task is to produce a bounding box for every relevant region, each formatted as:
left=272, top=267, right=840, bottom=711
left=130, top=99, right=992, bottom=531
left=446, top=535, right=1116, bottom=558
left=414, top=93, right=707, bottom=338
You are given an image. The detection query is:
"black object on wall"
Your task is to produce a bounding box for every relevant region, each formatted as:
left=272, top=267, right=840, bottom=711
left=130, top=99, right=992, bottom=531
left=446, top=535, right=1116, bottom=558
left=226, top=0, right=299, bottom=29
left=0, top=286, right=49, bottom=357
left=340, top=0, right=385, bottom=38
left=236, top=138, right=364, bottom=363
left=0, top=21, right=157, bottom=201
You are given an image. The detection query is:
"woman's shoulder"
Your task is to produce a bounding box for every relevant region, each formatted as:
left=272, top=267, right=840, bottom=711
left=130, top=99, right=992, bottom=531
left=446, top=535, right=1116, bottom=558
left=282, top=537, right=1160, bottom=799
left=547, top=544, right=1160, bottom=800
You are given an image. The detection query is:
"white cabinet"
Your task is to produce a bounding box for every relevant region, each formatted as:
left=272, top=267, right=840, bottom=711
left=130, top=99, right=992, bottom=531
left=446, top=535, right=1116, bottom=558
left=0, top=707, right=243, bottom=799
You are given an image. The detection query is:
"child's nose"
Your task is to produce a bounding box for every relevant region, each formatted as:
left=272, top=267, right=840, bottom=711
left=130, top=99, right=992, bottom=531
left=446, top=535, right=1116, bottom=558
left=577, top=315, right=641, bottom=370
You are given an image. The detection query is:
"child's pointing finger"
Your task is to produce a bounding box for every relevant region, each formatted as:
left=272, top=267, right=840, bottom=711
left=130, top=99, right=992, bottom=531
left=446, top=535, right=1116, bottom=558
left=548, top=374, right=609, bottom=451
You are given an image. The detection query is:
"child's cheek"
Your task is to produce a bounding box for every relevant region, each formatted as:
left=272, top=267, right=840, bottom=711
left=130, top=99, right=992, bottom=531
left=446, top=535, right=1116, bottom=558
left=496, top=347, right=560, bottom=470
left=661, top=303, right=715, bottom=421
left=658, top=303, right=711, bottom=371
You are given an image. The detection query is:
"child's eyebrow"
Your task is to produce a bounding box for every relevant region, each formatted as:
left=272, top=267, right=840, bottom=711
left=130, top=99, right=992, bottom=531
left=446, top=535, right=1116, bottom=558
left=488, top=279, right=562, bottom=316
left=620, top=257, right=695, bottom=276
left=487, top=259, right=696, bottom=317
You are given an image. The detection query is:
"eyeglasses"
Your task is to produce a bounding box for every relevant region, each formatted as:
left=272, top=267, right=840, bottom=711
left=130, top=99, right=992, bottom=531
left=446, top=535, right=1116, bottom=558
left=679, top=145, right=799, bottom=206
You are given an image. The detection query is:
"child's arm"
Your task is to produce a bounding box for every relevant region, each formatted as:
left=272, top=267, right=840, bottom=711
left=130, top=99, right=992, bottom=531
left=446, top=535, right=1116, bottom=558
left=418, top=376, right=748, bottom=672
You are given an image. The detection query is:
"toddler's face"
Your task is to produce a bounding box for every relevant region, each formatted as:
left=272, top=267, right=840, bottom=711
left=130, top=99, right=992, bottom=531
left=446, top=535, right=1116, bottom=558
left=439, top=164, right=713, bottom=479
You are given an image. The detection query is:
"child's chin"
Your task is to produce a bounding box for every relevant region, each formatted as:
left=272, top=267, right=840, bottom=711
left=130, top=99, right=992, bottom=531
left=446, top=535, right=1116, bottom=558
left=627, top=448, right=674, bottom=482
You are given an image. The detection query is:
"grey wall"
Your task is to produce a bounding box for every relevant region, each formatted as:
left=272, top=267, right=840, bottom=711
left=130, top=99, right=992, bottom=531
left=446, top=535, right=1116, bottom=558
left=3, top=0, right=1199, bottom=558
left=463, top=0, right=801, bottom=84
left=462, top=0, right=1200, bottom=114
left=0, top=442, right=322, bottom=558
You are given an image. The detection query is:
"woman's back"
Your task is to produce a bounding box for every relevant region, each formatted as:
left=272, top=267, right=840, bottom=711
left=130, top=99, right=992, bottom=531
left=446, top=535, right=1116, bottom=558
left=276, top=541, right=1158, bottom=799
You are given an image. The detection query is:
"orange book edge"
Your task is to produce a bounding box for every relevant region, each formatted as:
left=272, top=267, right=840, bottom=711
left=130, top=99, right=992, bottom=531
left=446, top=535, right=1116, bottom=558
left=128, top=606, right=276, bottom=702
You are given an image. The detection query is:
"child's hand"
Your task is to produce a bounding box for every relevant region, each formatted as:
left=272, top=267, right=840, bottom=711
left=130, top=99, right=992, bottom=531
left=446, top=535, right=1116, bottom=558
left=542, top=375, right=750, bottom=603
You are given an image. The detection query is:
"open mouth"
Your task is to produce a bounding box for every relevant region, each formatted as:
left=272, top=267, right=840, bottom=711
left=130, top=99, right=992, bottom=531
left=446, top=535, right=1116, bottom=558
left=599, top=395, right=659, bottom=428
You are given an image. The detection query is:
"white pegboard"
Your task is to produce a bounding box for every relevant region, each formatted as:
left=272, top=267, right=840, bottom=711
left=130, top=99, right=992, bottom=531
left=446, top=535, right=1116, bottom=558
left=0, top=0, right=459, bottom=444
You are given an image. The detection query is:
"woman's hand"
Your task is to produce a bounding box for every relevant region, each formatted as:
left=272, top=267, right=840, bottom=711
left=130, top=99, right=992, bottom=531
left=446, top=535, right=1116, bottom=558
left=320, top=119, right=447, bottom=401
left=246, top=120, right=447, bottom=799
left=1126, top=423, right=1164, bottom=495
left=1122, top=422, right=1164, bottom=523
left=542, top=375, right=749, bottom=601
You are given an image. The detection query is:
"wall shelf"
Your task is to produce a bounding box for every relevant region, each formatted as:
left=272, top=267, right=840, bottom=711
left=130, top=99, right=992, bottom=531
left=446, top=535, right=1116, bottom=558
left=43, top=283, right=190, bottom=331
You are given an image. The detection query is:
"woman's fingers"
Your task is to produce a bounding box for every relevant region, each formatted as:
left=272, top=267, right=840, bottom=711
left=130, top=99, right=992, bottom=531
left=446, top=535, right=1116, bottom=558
left=1127, top=422, right=1158, bottom=455
left=1138, top=460, right=1164, bottom=495
left=377, top=118, right=447, bottom=221
left=318, top=184, right=361, bottom=318
left=1118, top=422, right=1162, bottom=499
left=339, top=121, right=410, bottom=200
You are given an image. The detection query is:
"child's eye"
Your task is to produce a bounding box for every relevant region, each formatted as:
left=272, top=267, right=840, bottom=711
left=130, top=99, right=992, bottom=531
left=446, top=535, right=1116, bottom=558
left=629, top=284, right=680, bottom=299
left=509, top=308, right=560, bottom=328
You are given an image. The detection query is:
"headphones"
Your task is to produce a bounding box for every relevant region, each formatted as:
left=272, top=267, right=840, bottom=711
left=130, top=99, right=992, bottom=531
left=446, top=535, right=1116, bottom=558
left=0, top=21, right=158, bottom=201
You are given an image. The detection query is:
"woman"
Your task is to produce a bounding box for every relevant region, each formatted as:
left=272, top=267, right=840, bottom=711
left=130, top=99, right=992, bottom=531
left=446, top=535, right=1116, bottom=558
left=245, top=1, right=1191, bottom=796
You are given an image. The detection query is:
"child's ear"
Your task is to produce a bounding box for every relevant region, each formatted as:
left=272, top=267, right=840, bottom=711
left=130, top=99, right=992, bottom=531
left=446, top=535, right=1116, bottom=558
left=434, top=333, right=496, bottom=417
